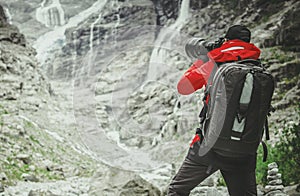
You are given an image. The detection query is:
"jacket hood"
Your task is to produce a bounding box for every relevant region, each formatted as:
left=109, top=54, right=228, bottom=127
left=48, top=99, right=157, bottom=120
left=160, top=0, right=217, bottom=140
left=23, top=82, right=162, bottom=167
left=208, top=40, right=260, bottom=62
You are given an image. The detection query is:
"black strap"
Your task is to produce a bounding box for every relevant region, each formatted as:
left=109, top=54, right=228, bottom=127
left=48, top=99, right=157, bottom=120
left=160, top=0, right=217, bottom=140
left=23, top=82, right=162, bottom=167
left=261, top=141, right=268, bottom=162
left=265, top=117, right=270, bottom=141
left=199, top=103, right=208, bottom=124
left=237, top=59, right=261, bottom=67
left=199, top=62, right=218, bottom=126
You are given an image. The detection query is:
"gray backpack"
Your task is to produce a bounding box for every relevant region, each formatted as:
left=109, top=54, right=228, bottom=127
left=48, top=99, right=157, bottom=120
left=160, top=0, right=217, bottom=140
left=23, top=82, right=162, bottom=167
left=198, top=59, right=275, bottom=159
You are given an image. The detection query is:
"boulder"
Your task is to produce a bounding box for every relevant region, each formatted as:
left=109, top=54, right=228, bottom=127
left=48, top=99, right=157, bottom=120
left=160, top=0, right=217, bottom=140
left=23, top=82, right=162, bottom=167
left=89, top=167, right=161, bottom=195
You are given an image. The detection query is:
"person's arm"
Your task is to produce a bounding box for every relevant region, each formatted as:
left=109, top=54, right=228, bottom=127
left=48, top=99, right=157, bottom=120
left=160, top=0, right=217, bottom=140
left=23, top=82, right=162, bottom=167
left=177, top=60, right=214, bottom=95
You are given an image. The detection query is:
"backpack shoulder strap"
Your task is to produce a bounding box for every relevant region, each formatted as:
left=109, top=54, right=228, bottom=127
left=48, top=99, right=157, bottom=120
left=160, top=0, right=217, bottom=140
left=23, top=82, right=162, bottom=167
left=199, top=62, right=218, bottom=126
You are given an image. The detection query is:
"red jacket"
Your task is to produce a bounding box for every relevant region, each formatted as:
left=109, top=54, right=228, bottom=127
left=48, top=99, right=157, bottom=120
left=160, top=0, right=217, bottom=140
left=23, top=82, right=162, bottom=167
left=177, top=40, right=261, bottom=95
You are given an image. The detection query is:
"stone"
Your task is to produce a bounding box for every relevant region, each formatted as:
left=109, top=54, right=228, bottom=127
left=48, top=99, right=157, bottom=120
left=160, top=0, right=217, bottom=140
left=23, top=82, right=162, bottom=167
left=16, top=124, right=26, bottom=135
left=265, top=190, right=287, bottom=196
left=16, top=154, right=31, bottom=164
left=28, top=190, right=58, bottom=196
left=41, top=160, right=55, bottom=171
left=0, top=172, right=7, bottom=181
left=269, top=179, right=283, bottom=186
left=267, top=173, right=282, bottom=181
left=284, top=184, right=300, bottom=196
left=28, top=165, right=36, bottom=171
left=265, top=185, right=284, bottom=193
left=268, top=162, right=278, bottom=170
left=268, top=168, right=279, bottom=176
left=21, top=173, right=39, bottom=182
left=89, top=168, right=161, bottom=195
left=0, top=182, right=4, bottom=193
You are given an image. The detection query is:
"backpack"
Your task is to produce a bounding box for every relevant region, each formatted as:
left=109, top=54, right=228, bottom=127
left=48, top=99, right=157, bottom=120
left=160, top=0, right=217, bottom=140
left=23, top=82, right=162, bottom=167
left=197, top=59, right=275, bottom=159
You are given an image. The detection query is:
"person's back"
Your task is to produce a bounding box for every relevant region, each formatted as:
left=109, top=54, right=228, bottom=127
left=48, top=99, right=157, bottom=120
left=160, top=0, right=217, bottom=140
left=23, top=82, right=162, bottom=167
left=168, top=25, right=264, bottom=196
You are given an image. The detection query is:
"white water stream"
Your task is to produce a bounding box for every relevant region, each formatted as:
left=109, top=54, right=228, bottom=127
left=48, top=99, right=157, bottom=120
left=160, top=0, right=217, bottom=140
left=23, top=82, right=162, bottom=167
left=34, top=0, right=108, bottom=64
left=32, top=0, right=189, bottom=187
left=147, top=0, right=190, bottom=81
left=36, top=0, right=65, bottom=27
left=89, top=14, right=102, bottom=55
left=4, top=7, right=12, bottom=24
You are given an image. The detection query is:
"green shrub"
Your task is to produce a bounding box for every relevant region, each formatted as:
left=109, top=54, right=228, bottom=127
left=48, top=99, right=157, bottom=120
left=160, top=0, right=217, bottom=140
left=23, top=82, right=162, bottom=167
left=272, top=120, right=300, bottom=185
left=256, top=144, right=270, bottom=185
left=256, top=108, right=300, bottom=186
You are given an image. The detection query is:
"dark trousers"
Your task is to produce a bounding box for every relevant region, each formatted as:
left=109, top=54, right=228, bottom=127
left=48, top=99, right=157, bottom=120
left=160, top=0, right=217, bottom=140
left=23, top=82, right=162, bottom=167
left=168, top=144, right=257, bottom=196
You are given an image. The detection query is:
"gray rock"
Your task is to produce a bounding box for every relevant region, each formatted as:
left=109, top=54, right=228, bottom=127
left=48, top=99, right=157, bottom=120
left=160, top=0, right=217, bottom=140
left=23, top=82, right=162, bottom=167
left=268, top=168, right=279, bottom=176
left=0, top=173, right=7, bottom=181
left=267, top=173, right=282, bottom=181
left=0, top=182, right=4, bottom=193
left=21, top=173, right=39, bottom=182
left=206, top=187, right=224, bottom=196
left=16, top=154, right=31, bottom=164
left=28, top=190, right=58, bottom=196
left=89, top=168, right=161, bottom=195
left=284, top=184, right=300, bottom=196
left=268, top=162, right=278, bottom=170
left=265, top=190, right=287, bottom=196
left=191, top=186, right=227, bottom=196
left=269, top=179, right=283, bottom=186
left=29, top=165, right=36, bottom=172
left=265, top=185, right=284, bottom=193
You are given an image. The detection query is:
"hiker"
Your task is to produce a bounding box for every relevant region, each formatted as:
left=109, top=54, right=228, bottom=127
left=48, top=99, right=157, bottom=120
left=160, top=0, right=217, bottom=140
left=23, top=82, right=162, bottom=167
left=168, top=25, right=266, bottom=196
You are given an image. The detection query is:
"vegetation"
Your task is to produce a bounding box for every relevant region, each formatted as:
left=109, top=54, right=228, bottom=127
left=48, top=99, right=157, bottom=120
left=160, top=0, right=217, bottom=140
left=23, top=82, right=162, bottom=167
left=256, top=108, right=300, bottom=186
left=272, top=119, right=300, bottom=185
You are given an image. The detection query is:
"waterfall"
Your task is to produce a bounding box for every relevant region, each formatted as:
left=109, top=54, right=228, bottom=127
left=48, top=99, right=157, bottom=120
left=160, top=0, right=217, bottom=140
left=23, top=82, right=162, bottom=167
left=4, top=7, right=12, bottom=24
left=34, top=0, right=108, bottom=64
left=147, top=0, right=190, bottom=81
left=89, top=13, right=103, bottom=54
left=36, top=0, right=66, bottom=27
left=87, top=0, right=120, bottom=70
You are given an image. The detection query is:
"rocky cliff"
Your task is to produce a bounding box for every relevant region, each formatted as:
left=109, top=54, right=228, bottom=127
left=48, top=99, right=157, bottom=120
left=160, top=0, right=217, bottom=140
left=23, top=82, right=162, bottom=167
left=0, top=3, right=97, bottom=193
left=0, top=3, right=162, bottom=195
left=0, top=0, right=299, bottom=195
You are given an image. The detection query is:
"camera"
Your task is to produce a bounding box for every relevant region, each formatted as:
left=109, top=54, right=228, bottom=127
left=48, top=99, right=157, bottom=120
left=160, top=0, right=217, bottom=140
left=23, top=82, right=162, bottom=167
left=185, top=37, right=226, bottom=59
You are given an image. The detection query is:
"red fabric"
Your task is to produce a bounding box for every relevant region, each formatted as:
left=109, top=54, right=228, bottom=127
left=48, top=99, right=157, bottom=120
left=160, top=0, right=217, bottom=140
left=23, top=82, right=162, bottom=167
left=177, top=59, right=215, bottom=95
left=177, top=40, right=260, bottom=95
left=208, top=39, right=260, bottom=62
left=190, top=134, right=201, bottom=147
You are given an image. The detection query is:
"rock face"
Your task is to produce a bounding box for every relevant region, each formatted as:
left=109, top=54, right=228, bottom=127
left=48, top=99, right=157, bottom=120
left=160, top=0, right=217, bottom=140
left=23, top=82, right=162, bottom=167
left=0, top=3, right=99, bottom=193
left=0, top=3, right=165, bottom=195
left=48, top=0, right=156, bottom=80
left=0, top=0, right=299, bottom=195
left=150, top=0, right=180, bottom=26
left=32, top=0, right=299, bottom=191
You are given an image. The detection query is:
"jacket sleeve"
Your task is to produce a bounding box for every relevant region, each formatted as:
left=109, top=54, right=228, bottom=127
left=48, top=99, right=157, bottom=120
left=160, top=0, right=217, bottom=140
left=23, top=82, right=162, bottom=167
left=177, top=60, right=214, bottom=95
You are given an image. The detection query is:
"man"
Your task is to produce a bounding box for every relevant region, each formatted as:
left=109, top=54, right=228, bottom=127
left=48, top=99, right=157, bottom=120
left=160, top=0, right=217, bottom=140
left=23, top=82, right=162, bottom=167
left=168, top=25, right=260, bottom=196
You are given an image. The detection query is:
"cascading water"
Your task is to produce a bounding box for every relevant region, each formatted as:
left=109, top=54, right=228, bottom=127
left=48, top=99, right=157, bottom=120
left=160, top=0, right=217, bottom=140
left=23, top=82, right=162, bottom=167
left=34, top=0, right=108, bottom=65
left=4, top=7, right=12, bottom=24
left=36, top=0, right=66, bottom=27
left=147, top=0, right=190, bottom=81
left=89, top=14, right=103, bottom=55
